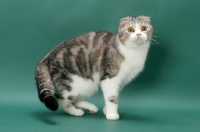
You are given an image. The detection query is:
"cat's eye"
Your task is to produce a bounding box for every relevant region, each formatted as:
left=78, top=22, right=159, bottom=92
left=141, top=26, right=147, bottom=31
left=127, top=27, right=135, bottom=32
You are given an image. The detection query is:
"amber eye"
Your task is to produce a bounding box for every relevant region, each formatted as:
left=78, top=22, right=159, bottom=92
left=141, top=26, right=147, bottom=31
left=127, top=27, right=135, bottom=32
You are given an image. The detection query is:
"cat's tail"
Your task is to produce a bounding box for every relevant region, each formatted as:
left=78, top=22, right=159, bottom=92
left=35, top=61, right=58, bottom=111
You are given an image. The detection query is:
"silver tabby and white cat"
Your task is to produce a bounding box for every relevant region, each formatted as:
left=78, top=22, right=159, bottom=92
left=35, top=16, right=153, bottom=120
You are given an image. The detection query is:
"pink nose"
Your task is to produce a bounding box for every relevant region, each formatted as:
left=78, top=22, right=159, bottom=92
left=137, top=33, right=141, bottom=36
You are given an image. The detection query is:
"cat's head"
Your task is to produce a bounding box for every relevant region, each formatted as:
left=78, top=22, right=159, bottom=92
left=118, top=16, right=153, bottom=47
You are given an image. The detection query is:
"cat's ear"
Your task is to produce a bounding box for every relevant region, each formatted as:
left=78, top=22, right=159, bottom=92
left=139, top=16, right=150, bottom=23
left=120, top=16, right=132, bottom=27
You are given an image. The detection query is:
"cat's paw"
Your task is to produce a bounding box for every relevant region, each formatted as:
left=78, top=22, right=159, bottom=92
left=69, top=109, right=84, bottom=116
left=88, top=104, right=98, bottom=113
left=106, top=113, right=119, bottom=120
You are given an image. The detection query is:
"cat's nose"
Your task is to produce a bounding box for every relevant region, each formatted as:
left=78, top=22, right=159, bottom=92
left=137, top=33, right=141, bottom=36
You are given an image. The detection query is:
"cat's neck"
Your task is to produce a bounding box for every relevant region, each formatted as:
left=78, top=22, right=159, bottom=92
left=115, top=34, right=150, bottom=66
left=111, top=35, right=150, bottom=86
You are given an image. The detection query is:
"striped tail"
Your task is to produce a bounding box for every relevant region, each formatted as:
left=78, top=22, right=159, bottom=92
left=35, top=62, right=58, bottom=111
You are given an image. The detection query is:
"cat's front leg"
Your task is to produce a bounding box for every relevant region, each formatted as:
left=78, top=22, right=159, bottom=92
left=101, top=78, right=120, bottom=120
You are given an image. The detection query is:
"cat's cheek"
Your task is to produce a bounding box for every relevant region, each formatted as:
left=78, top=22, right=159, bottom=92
left=128, top=33, right=138, bottom=41
left=140, top=34, right=147, bottom=41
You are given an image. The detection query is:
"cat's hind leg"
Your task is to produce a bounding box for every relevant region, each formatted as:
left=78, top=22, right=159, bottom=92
left=53, top=73, right=84, bottom=116
left=74, top=100, right=98, bottom=114
left=58, top=98, right=84, bottom=116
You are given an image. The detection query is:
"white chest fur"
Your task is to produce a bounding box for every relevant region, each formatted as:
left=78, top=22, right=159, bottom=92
left=113, top=42, right=150, bottom=88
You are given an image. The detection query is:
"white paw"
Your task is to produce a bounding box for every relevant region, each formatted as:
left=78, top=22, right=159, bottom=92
left=69, top=109, right=84, bottom=116
left=88, top=104, right=98, bottom=113
left=106, top=113, right=119, bottom=120
left=103, top=106, right=106, bottom=115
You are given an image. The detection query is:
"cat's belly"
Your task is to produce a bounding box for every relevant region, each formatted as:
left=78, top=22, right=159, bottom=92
left=69, top=73, right=100, bottom=97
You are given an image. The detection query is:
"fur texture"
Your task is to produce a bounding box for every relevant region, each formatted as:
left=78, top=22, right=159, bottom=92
left=35, top=16, right=153, bottom=120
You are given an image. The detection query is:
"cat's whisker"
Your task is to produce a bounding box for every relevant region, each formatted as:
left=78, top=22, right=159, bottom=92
left=152, top=36, right=161, bottom=38
left=150, top=38, right=162, bottom=46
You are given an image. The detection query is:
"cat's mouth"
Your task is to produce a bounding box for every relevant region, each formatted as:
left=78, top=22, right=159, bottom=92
left=135, top=38, right=145, bottom=44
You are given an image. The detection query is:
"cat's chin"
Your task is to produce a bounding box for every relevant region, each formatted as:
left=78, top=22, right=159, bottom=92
left=125, top=39, right=149, bottom=49
left=122, top=39, right=146, bottom=49
left=135, top=38, right=145, bottom=44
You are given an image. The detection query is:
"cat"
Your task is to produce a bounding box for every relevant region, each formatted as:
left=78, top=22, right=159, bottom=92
left=35, top=15, right=153, bottom=120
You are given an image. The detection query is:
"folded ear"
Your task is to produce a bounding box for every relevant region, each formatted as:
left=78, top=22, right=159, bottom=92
left=120, top=16, right=132, bottom=27
left=139, top=16, right=150, bottom=23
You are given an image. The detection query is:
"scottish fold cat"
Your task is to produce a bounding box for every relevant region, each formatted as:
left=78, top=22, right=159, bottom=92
left=35, top=16, right=153, bottom=120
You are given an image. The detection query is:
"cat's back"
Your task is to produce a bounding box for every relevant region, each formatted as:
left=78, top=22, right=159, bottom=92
left=42, top=31, right=117, bottom=79
left=45, top=31, right=116, bottom=59
left=47, top=31, right=116, bottom=57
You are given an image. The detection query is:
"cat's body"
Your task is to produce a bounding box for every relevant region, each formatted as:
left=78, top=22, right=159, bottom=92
left=35, top=16, right=153, bottom=120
